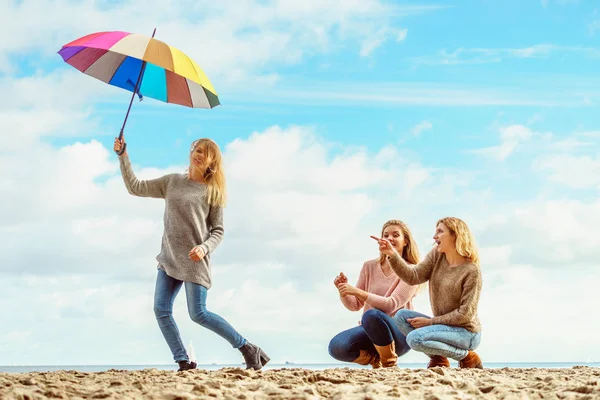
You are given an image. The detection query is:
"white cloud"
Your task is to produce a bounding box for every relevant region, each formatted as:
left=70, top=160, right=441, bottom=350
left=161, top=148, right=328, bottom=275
left=396, top=28, right=408, bottom=42
left=0, top=124, right=453, bottom=365
left=0, top=0, right=432, bottom=82
left=360, top=37, right=387, bottom=58
left=0, top=45, right=571, bottom=157
left=3, top=0, right=600, bottom=368
left=533, top=154, right=600, bottom=189
left=359, top=27, right=408, bottom=57
left=527, top=112, right=544, bottom=125
left=233, top=82, right=568, bottom=107
left=411, top=120, right=432, bottom=136
left=0, top=1, right=443, bottom=155
left=0, top=70, right=113, bottom=109
left=412, top=44, right=600, bottom=66
left=522, top=128, right=600, bottom=189
left=542, top=0, right=579, bottom=6
left=479, top=198, right=600, bottom=266
left=549, top=137, right=595, bottom=151
left=2, top=122, right=599, bottom=365
left=470, top=124, right=534, bottom=161
left=480, top=264, right=600, bottom=363
left=0, top=69, right=116, bottom=151
left=226, top=125, right=397, bottom=192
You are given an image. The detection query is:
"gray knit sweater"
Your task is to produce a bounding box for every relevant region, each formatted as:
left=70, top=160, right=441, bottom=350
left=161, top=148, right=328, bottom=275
left=119, top=155, right=224, bottom=288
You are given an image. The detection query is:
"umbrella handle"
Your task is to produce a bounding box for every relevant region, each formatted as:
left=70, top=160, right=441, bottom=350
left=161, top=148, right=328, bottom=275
left=115, top=130, right=127, bottom=156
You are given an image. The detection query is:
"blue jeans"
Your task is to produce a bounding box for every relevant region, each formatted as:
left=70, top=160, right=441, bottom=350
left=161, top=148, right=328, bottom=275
left=154, top=268, right=246, bottom=362
left=394, top=309, right=481, bottom=361
left=328, top=308, right=410, bottom=362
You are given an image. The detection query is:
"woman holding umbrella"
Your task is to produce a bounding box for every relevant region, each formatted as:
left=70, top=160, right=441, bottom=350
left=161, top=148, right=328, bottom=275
left=114, top=135, right=270, bottom=371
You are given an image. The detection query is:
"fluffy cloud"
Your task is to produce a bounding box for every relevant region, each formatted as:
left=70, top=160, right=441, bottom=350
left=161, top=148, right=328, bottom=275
left=2, top=122, right=599, bottom=365
left=359, top=27, right=408, bottom=58
left=0, top=68, right=117, bottom=152
left=470, top=124, right=535, bottom=161
left=411, top=44, right=600, bottom=66
left=410, top=120, right=432, bottom=136
left=0, top=0, right=430, bottom=82
left=479, top=198, right=600, bottom=267
left=2, top=0, right=599, bottom=368
left=479, top=264, right=600, bottom=363
left=0, top=125, right=439, bottom=364
left=0, top=0, right=439, bottom=152
left=533, top=154, right=600, bottom=189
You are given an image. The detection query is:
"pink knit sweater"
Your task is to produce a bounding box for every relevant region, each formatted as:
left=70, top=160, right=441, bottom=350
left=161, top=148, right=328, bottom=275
left=340, top=259, right=418, bottom=317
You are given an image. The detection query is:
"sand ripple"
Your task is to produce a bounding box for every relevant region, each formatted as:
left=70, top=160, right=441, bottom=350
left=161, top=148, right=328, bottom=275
left=1, top=366, right=598, bottom=399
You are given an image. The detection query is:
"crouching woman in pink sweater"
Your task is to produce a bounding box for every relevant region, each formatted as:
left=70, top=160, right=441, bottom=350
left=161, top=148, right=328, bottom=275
left=328, top=220, right=420, bottom=368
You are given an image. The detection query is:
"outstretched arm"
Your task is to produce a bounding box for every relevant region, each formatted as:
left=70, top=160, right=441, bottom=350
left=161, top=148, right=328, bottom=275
left=371, top=236, right=436, bottom=285
left=116, top=137, right=169, bottom=199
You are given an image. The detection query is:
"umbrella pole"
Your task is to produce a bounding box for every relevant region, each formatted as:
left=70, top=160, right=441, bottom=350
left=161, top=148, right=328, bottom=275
left=116, top=28, right=157, bottom=156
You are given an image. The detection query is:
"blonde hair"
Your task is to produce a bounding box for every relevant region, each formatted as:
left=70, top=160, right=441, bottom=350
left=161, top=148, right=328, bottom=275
left=437, top=217, right=479, bottom=265
left=189, top=138, right=227, bottom=208
left=378, top=220, right=420, bottom=265
left=378, top=219, right=423, bottom=294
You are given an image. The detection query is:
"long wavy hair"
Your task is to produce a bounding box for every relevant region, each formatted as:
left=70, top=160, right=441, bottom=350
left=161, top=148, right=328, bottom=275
left=377, top=219, right=420, bottom=265
left=378, top=219, right=423, bottom=294
left=189, top=138, right=227, bottom=207
left=437, top=217, right=479, bottom=265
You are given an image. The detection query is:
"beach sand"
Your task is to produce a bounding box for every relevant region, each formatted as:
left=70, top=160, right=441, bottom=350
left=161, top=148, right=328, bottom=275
left=1, top=366, right=598, bottom=399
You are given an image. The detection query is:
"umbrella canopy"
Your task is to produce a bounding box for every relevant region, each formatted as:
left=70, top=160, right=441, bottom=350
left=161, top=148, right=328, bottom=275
left=58, top=31, right=220, bottom=109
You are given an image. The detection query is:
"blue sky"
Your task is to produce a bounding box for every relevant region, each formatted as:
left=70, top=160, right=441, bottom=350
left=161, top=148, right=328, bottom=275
left=1, top=0, right=599, bottom=366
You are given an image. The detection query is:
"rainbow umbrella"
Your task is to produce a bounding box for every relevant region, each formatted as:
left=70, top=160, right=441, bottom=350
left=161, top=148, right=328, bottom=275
left=58, top=29, right=219, bottom=154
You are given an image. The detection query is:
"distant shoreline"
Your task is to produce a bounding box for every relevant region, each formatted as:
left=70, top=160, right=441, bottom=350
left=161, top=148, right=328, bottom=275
left=1, top=361, right=598, bottom=373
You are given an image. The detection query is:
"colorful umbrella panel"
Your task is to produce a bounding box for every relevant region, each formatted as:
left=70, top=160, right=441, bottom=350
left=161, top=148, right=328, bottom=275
left=58, top=31, right=220, bottom=109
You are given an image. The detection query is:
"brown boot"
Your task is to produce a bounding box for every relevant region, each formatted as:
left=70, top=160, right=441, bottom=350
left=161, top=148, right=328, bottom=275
left=459, top=351, right=483, bottom=369
left=427, top=355, right=450, bottom=368
left=353, top=349, right=382, bottom=369
left=373, top=342, right=398, bottom=368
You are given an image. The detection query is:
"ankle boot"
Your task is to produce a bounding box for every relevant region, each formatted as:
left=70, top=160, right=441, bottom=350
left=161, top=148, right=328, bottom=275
left=352, top=349, right=382, bottom=369
left=177, top=360, right=197, bottom=372
left=240, top=341, right=270, bottom=370
left=427, top=355, right=450, bottom=368
left=459, top=351, right=483, bottom=369
left=373, top=342, right=398, bottom=368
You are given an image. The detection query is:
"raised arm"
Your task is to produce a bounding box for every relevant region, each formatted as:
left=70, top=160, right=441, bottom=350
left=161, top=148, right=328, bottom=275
left=198, top=204, right=225, bottom=255
left=387, top=248, right=437, bottom=285
left=118, top=154, right=170, bottom=199
left=339, top=263, right=368, bottom=311
left=430, top=267, right=482, bottom=326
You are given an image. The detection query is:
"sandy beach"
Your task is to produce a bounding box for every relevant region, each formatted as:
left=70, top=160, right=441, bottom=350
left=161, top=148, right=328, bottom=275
left=1, top=366, right=598, bottom=399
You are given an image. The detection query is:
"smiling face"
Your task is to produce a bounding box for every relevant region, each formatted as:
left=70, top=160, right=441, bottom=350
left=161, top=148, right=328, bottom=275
left=433, top=222, right=455, bottom=254
left=189, top=138, right=221, bottom=177
left=382, top=224, right=407, bottom=254
left=190, top=143, right=208, bottom=171
left=378, top=219, right=420, bottom=265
